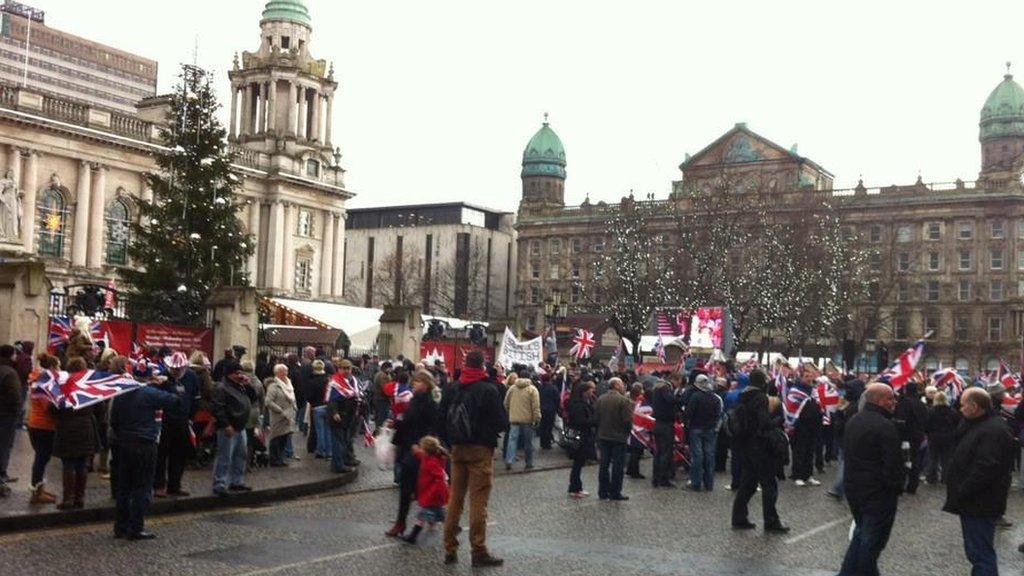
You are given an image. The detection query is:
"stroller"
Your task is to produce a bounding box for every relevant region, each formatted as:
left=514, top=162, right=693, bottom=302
left=248, top=426, right=270, bottom=469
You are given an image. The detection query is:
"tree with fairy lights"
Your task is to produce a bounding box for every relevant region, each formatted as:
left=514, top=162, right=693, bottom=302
left=121, top=64, right=253, bottom=323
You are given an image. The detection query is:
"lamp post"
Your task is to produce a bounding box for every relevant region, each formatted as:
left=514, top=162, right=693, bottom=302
left=543, top=290, right=568, bottom=363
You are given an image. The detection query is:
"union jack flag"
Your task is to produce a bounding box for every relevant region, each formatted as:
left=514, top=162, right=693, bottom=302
left=629, top=398, right=654, bottom=452
left=877, top=337, right=926, bottom=390
left=783, top=383, right=811, bottom=431
left=52, top=369, right=144, bottom=410
left=814, top=378, right=840, bottom=425
left=1001, top=393, right=1022, bottom=419
left=391, top=381, right=413, bottom=420
left=47, top=316, right=104, bottom=351
left=997, top=361, right=1021, bottom=391
left=931, top=367, right=964, bottom=400
left=325, top=373, right=360, bottom=403
left=30, top=369, right=64, bottom=403
left=569, top=328, right=596, bottom=360
left=362, top=417, right=376, bottom=447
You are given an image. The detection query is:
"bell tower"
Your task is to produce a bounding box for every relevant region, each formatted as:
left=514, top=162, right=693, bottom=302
left=520, top=114, right=566, bottom=212
left=228, top=0, right=343, bottom=185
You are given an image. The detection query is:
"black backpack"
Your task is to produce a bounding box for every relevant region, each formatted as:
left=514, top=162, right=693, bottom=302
left=724, top=404, right=745, bottom=438
left=445, top=387, right=474, bottom=445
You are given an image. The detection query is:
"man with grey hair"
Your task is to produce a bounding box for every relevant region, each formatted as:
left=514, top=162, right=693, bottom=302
left=595, top=377, right=633, bottom=501
left=685, top=373, right=723, bottom=492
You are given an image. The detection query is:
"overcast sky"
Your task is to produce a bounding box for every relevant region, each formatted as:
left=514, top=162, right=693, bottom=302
left=40, top=0, right=1024, bottom=211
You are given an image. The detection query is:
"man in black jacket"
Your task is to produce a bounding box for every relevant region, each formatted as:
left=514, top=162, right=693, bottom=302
left=895, top=381, right=928, bottom=494
left=0, top=345, right=21, bottom=487
left=838, top=383, right=903, bottom=576
left=650, top=378, right=678, bottom=488
left=685, top=374, right=722, bottom=492
left=211, top=362, right=254, bottom=496
left=438, top=350, right=508, bottom=568
left=944, top=387, right=1014, bottom=576
left=730, top=369, right=788, bottom=533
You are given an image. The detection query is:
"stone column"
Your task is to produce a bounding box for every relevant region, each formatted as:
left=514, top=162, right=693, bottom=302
left=21, top=150, right=38, bottom=253
left=333, top=211, right=345, bottom=297
left=86, top=165, right=107, bottom=268
left=247, top=200, right=260, bottom=285
left=229, top=84, right=238, bottom=139
left=319, top=210, right=334, bottom=296
left=239, top=83, right=250, bottom=137
left=310, top=90, right=321, bottom=142
left=297, top=87, right=307, bottom=140
left=71, top=161, right=91, bottom=266
left=138, top=173, right=152, bottom=226
left=281, top=203, right=296, bottom=291
left=258, top=81, right=268, bottom=134
left=324, top=93, right=333, bottom=145
left=265, top=200, right=284, bottom=289
left=267, top=78, right=277, bottom=134
left=287, top=81, right=298, bottom=136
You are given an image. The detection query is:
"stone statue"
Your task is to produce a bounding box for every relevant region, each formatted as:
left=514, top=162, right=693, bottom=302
left=0, top=169, right=21, bottom=239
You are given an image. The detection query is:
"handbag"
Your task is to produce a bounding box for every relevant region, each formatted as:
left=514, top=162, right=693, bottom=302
left=559, top=426, right=583, bottom=451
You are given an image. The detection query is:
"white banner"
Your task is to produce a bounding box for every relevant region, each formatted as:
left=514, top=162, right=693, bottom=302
left=497, top=327, right=543, bottom=368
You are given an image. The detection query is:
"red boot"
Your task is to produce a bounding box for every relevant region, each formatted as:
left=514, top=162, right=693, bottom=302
left=385, top=522, right=405, bottom=538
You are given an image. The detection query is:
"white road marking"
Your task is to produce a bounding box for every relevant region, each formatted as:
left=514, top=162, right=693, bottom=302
left=784, top=516, right=851, bottom=545
left=235, top=542, right=400, bottom=576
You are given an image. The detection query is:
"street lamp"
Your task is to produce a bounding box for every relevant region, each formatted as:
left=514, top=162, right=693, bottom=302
left=543, top=289, right=568, bottom=327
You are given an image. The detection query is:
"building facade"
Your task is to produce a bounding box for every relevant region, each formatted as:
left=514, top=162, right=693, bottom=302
left=0, top=0, right=352, bottom=305
left=342, top=202, right=516, bottom=321
left=515, top=72, right=1024, bottom=372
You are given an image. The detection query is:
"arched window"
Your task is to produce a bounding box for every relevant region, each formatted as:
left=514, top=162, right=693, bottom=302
left=37, top=188, right=67, bottom=258
left=105, top=199, right=130, bottom=265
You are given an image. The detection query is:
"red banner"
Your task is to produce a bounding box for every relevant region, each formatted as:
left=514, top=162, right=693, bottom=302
left=137, top=323, right=213, bottom=357
left=99, top=319, right=133, bottom=356
left=420, top=341, right=494, bottom=377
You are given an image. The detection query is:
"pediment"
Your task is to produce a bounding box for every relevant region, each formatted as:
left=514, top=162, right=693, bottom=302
left=681, top=126, right=797, bottom=169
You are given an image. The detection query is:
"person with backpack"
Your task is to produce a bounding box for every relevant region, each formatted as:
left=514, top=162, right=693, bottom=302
left=437, top=351, right=507, bottom=568
left=685, top=374, right=723, bottom=492
left=730, top=369, right=790, bottom=533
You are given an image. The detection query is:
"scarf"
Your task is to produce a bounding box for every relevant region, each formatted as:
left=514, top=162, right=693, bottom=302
left=459, top=366, right=488, bottom=386
left=274, top=376, right=295, bottom=404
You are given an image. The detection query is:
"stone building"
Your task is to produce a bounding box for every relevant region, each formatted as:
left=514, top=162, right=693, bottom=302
left=0, top=0, right=351, bottom=303
left=342, top=202, right=516, bottom=321
left=515, top=71, right=1024, bottom=373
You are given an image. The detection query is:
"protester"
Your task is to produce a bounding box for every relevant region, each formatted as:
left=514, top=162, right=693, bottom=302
left=401, top=435, right=450, bottom=545
left=0, top=344, right=21, bottom=488
left=895, top=381, right=927, bottom=495
left=924, top=390, right=959, bottom=484
left=685, top=373, right=723, bottom=492
left=537, top=376, right=559, bottom=450
left=307, top=359, right=331, bottom=459
left=626, top=383, right=650, bottom=479
left=595, top=376, right=632, bottom=501
left=336, top=359, right=363, bottom=469
left=109, top=356, right=182, bottom=540
left=387, top=369, right=439, bottom=538
left=438, top=350, right=507, bottom=567
left=211, top=361, right=254, bottom=496
left=943, top=387, right=1014, bottom=576
left=731, top=369, right=789, bottom=533
left=838, top=383, right=903, bottom=576
left=326, top=363, right=359, bottom=474
left=504, top=375, right=540, bottom=471
left=791, top=375, right=822, bottom=487
left=827, top=379, right=864, bottom=500
left=650, top=377, right=678, bottom=488
left=210, top=348, right=234, bottom=382
left=153, top=352, right=197, bottom=498
left=26, top=354, right=59, bottom=504
left=265, top=364, right=297, bottom=467
left=371, top=361, right=393, bottom=426
left=566, top=380, right=596, bottom=498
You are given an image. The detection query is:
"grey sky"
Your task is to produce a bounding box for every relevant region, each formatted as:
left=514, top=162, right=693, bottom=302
left=40, top=0, right=1024, bottom=211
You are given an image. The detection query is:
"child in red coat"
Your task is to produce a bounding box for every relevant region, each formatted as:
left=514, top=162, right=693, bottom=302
left=402, top=435, right=449, bottom=544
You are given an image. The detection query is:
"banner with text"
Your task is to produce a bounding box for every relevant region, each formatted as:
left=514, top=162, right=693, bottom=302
left=497, top=327, right=543, bottom=369
left=420, top=342, right=494, bottom=377
left=137, top=323, right=213, bottom=357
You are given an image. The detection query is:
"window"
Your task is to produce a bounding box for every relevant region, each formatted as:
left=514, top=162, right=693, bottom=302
left=842, top=226, right=855, bottom=242
left=897, top=282, right=909, bottom=302
left=989, top=317, right=1004, bottom=342
left=958, top=280, right=972, bottom=302
left=1019, top=279, right=1024, bottom=297
left=1018, top=249, right=1024, bottom=270
left=530, top=261, right=540, bottom=280
left=281, top=35, right=291, bottom=49
left=530, top=240, right=540, bottom=257
left=104, top=199, right=130, bottom=266
left=897, top=252, right=910, bottom=272
left=896, top=225, right=912, bottom=243
left=927, top=252, right=940, bottom=272
left=1018, top=219, right=1024, bottom=239
left=957, top=221, right=973, bottom=240
left=869, top=252, right=882, bottom=272
left=923, top=315, right=939, bottom=337
left=529, top=287, right=540, bottom=305
left=894, top=317, right=908, bottom=340
left=548, top=262, right=559, bottom=280
left=295, top=258, right=312, bottom=291
left=570, top=238, right=582, bottom=253
left=991, top=249, right=1004, bottom=270
left=549, top=238, right=561, bottom=255
left=959, top=250, right=972, bottom=271
left=991, top=279, right=1004, bottom=301
left=870, top=225, right=882, bottom=243
left=37, top=188, right=67, bottom=258
left=305, top=159, right=320, bottom=178
left=460, top=208, right=485, bottom=227
left=926, top=280, right=940, bottom=302
left=955, top=317, right=969, bottom=341
left=955, top=356, right=970, bottom=371
left=593, top=238, right=605, bottom=253
left=297, top=209, right=312, bottom=237
left=926, top=222, right=941, bottom=240
left=991, top=221, right=1005, bottom=239
left=571, top=261, right=580, bottom=279
left=570, top=285, right=581, bottom=304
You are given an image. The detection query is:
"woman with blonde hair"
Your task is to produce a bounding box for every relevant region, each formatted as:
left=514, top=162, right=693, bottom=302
left=386, top=369, right=439, bottom=537
left=265, top=364, right=297, bottom=467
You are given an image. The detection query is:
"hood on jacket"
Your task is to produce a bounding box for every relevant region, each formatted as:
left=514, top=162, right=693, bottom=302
left=515, top=378, right=532, bottom=389
left=694, top=374, right=713, bottom=392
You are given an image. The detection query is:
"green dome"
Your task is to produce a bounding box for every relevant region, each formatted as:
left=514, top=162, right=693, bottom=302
left=522, top=120, right=566, bottom=179
left=261, top=0, right=311, bottom=28
left=980, top=73, right=1024, bottom=140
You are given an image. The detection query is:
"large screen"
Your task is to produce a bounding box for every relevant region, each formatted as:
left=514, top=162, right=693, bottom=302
left=653, top=307, right=727, bottom=350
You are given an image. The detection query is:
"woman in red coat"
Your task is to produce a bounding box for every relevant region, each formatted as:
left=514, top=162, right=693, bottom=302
left=401, top=435, right=449, bottom=544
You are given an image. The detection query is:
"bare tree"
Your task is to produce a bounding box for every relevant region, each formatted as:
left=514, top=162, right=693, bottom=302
left=370, top=251, right=425, bottom=308
left=431, top=241, right=490, bottom=319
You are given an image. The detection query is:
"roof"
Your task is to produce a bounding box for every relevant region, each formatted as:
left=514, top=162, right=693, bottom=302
left=261, top=0, right=312, bottom=28
left=980, top=72, right=1024, bottom=140
left=346, top=201, right=510, bottom=216
left=679, top=123, right=833, bottom=178
left=522, top=120, right=567, bottom=179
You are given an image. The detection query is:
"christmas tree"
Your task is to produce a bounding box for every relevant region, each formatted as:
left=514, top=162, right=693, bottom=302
left=122, top=64, right=253, bottom=323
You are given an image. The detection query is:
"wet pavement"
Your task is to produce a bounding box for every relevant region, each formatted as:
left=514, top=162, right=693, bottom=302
left=2, top=452, right=1021, bottom=575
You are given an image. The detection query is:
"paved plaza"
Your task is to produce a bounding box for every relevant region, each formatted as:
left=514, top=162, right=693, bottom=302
left=3, top=454, right=1023, bottom=576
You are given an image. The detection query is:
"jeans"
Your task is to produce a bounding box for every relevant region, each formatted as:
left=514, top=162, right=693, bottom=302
left=269, top=434, right=290, bottom=466
left=154, top=421, right=190, bottom=492
left=504, top=423, right=535, bottom=467
left=597, top=440, right=626, bottom=498
left=443, top=445, right=494, bottom=556
left=839, top=505, right=897, bottom=576
left=731, top=454, right=781, bottom=527
left=295, top=398, right=308, bottom=434
left=312, top=406, right=332, bottom=457
left=212, top=429, right=247, bottom=491
left=925, top=440, right=952, bottom=484
left=330, top=426, right=350, bottom=472
left=627, top=445, right=644, bottom=476
left=960, top=516, right=998, bottom=576
left=0, top=416, right=17, bottom=479
left=28, top=427, right=54, bottom=486
left=569, top=443, right=586, bottom=493
left=652, top=421, right=675, bottom=486
left=689, top=428, right=717, bottom=490
left=114, top=441, right=157, bottom=536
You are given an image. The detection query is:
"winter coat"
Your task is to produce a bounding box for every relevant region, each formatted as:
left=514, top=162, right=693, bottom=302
left=650, top=382, right=677, bottom=423
left=110, top=386, right=181, bottom=445
left=53, top=405, right=98, bottom=459
left=595, top=389, right=633, bottom=443
left=925, top=404, right=960, bottom=449
left=155, top=373, right=198, bottom=425
left=416, top=451, right=450, bottom=508
left=392, top=391, right=437, bottom=452
left=265, top=377, right=297, bottom=440
left=504, top=379, right=540, bottom=425
left=306, top=372, right=328, bottom=408
left=538, top=381, right=560, bottom=415
left=943, top=411, right=1014, bottom=518
left=895, top=393, right=928, bottom=443
left=685, top=388, right=723, bottom=431
left=15, top=341, right=33, bottom=389
left=843, top=403, right=904, bottom=515
left=437, top=376, right=508, bottom=448
left=212, top=380, right=254, bottom=432
left=0, top=360, right=20, bottom=419
left=733, top=385, right=773, bottom=462
left=566, top=395, right=597, bottom=454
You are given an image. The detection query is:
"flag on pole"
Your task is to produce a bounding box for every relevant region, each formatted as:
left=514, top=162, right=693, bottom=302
left=931, top=367, right=964, bottom=400
left=814, top=377, right=840, bottom=425
left=997, top=360, right=1021, bottom=391
left=782, top=382, right=811, bottom=430
left=877, top=336, right=928, bottom=390
left=569, top=328, right=596, bottom=360
left=104, top=278, right=116, bottom=311
left=324, top=373, right=360, bottom=403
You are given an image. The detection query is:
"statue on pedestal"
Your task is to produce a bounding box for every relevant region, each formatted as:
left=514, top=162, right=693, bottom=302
left=0, top=169, right=21, bottom=240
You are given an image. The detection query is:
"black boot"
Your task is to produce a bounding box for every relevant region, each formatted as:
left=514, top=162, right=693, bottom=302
left=402, top=525, right=423, bottom=544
